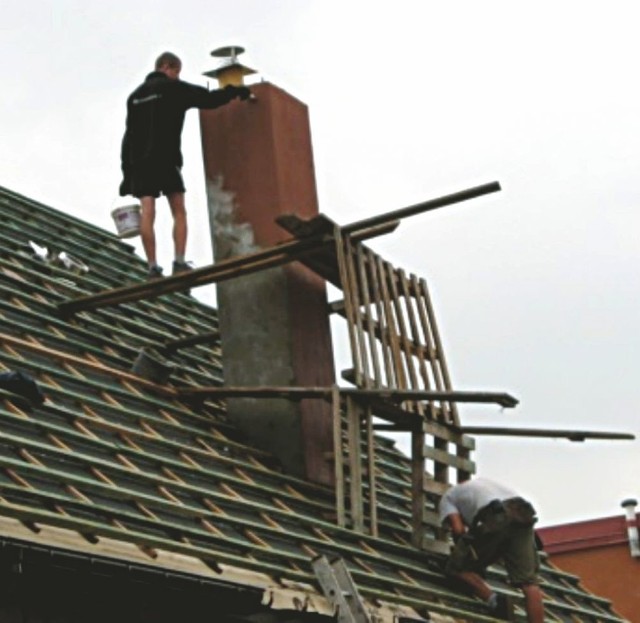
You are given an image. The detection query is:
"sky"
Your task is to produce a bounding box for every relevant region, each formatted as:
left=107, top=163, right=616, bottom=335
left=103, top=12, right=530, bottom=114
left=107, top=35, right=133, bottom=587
left=1, top=1, right=639, bottom=526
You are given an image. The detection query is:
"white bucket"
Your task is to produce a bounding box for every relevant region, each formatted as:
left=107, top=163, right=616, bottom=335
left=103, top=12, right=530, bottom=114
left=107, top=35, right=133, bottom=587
left=111, top=204, right=141, bottom=238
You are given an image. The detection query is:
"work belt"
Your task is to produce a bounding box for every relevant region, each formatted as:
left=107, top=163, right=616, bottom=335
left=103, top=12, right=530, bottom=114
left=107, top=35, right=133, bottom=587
left=471, top=497, right=537, bottom=535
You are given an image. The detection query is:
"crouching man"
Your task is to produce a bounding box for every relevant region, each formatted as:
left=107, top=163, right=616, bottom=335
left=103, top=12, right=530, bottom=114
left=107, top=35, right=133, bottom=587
left=438, top=477, right=545, bottom=622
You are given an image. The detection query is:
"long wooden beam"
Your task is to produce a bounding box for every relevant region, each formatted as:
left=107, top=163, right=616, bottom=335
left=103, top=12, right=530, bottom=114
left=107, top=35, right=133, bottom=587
left=58, top=233, right=334, bottom=317
left=461, top=426, right=635, bottom=442
left=161, top=331, right=220, bottom=354
left=177, top=385, right=518, bottom=408
left=58, top=183, right=500, bottom=316
left=342, top=182, right=501, bottom=235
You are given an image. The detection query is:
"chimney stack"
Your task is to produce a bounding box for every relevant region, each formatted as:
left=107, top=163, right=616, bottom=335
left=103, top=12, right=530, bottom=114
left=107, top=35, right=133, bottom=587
left=621, top=498, right=640, bottom=558
left=199, top=48, right=335, bottom=486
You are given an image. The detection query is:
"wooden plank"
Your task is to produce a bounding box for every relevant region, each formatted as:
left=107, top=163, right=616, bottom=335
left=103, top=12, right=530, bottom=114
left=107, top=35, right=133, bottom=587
left=398, top=268, right=431, bottom=401
left=423, top=478, right=451, bottom=497
left=422, top=277, right=459, bottom=425
left=161, top=330, right=219, bottom=354
left=58, top=233, right=335, bottom=316
left=415, top=277, right=458, bottom=426
left=332, top=386, right=346, bottom=528
left=461, top=427, right=635, bottom=441
left=364, top=404, right=378, bottom=537
left=375, top=255, right=406, bottom=389
left=342, top=182, right=501, bottom=235
left=422, top=508, right=441, bottom=528
left=178, top=386, right=332, bottom=401
left=411, top=428, right=425, bottom=548
left=0, top=332, right=177, bottom=397
left=385, top=261, right=419, bottom=395
left=335, top=228, right=365, bottom=387
left=423, top=420, right=476, bottom=450
left=177, top=385, right=519, bottom=407
left=356, top=244, right=382, bottom=386
left=347, top=396, right=364, bottom=532
left=423, top=446, right=476, bottom=473
left=365, top=248, right=395, bottom=387
left=410, top=273, right=440, bottom=423
left=344, top=236, right=371, bottom=387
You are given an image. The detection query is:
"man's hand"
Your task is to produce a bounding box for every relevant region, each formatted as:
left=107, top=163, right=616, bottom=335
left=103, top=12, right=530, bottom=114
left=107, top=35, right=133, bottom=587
left=224, top=85, right=252, bottom=101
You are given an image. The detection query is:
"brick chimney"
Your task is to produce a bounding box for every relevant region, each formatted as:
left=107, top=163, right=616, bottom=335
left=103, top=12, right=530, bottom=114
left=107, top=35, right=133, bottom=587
left=199, top=48, right=335, bottom=486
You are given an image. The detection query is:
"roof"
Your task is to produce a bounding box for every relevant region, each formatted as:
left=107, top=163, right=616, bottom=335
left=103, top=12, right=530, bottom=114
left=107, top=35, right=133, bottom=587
left=0, top=184, right=627, bottom=622
left=538, top=514, right=636, bottom=555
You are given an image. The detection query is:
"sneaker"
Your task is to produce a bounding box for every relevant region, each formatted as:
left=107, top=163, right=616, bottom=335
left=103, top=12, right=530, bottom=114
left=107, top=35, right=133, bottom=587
left=147, top=265, right=164, bottom=280
left=172, top=260, right=194, bottom=275
left=492, top=594, right=515, bottom=621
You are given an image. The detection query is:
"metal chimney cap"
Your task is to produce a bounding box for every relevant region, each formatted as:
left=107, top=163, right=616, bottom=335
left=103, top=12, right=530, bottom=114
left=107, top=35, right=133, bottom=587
left=621, top=498, right=638, bottom=508
left=211, top=45, right=245, bottom=58
left=204, top=46, right=256, bottom=86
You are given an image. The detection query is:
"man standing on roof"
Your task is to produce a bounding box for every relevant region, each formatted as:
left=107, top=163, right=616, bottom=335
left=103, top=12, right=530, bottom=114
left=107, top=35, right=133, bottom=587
left=119, top=51, right=251, bottom=279
left=438, top=477, right=544, bottom=622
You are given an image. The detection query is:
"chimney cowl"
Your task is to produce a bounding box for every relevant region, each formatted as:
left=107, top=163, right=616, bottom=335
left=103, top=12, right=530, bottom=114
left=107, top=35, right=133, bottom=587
left=203, top=45, right=256, bottom=87
left=621, top=498, right=640, bottom=558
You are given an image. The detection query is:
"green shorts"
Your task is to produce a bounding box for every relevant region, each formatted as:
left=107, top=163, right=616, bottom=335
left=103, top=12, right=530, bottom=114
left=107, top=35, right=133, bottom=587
left=445, top=523, right=540, bottom=586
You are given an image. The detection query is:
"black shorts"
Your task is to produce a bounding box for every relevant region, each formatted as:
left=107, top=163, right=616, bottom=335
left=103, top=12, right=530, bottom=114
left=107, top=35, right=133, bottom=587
left=129, top=163, right=186, bottom=199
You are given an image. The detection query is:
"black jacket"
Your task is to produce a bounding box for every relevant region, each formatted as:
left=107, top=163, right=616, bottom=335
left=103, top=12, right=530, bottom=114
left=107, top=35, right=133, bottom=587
left=120, top=72, right=247, bottom=174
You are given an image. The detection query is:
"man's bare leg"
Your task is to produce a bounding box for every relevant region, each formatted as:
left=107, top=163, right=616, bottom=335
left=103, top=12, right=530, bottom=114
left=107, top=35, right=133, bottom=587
left=139, top=196, right=158, bottom=266
left=167, top=192, right=187, bottom=261
left=457, top=571, right=493, bottom=601
left=521, top=584, right=544, bottom=623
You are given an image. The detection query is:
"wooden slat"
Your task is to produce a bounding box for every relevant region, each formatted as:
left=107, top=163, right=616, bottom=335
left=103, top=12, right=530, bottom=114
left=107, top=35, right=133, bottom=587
left=58, top=233, right=335, bottom=316
left=331, top=386, right=346, bottom=527
left=161, top=331, right=219, bottom=354
left=421, top=277, right=459, bottom=426
left=422, top=478, right=451, bottom=497
left=398, top=269, right=431, bottom=408
left=423, top=446, right=476, bottom=473
left=356, top=244, right=382, bottom=386
left=177, top=385, right=518, bottom=407
left=344, top=236, right=371, bottom=387
left=385, top=261, right=418, bottom=395
left=423, top=420, right=476, bottom=450
left=411, top=428, right=425, bottom=548
left=375, top=254, right=406, bottom=389
left=422, top=508, right=441, bottom=529
left=365, top=404, right=377, bottom=537
left=365, top=248, right=394, bottom=387
left=335, top=228, right=365, bottom=387
left=341, top=182, right=501, bottom=235
left=347, top=396, right=364, bottom=532
left=413, top=277, right=457, bottom=426
left=461, top=427, right=635, bottom=441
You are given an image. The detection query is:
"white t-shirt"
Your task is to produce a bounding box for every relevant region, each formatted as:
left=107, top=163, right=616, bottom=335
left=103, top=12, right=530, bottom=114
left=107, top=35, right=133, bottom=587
left=438, top=477, right=518, bottom=526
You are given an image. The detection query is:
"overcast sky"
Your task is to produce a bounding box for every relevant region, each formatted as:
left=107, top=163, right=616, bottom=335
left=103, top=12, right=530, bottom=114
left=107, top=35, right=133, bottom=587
left=2, top=1, right=639, bottom=526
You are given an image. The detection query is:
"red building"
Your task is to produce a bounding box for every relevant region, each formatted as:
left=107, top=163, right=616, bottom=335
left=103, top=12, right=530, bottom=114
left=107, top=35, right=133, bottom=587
left=537, top=499, right=640, bottom=621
